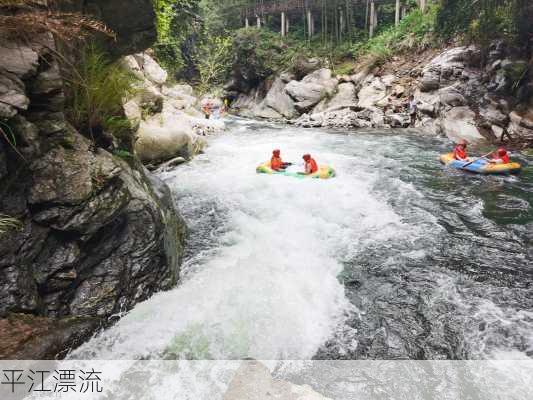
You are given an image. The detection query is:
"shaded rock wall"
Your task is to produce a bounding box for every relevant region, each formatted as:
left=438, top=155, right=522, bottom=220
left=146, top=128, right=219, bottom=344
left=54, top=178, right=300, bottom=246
left=57, top=0, right=157, bottom=57
left=0, top=3, right=185, bottom=358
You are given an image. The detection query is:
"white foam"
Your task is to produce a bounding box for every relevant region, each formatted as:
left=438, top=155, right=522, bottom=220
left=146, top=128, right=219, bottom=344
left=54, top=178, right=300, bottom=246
left=70, top=125, right=422, bottom=360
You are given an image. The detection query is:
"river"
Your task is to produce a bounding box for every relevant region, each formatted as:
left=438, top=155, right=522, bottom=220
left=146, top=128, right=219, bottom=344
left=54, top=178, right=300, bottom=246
left=70, top=118, right=533, bottom=362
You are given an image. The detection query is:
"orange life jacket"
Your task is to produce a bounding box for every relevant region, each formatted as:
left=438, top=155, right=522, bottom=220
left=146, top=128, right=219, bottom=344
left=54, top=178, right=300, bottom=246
left=305, top=158, right=318, bottom=174
left=453, top=146, right=468, bottom=161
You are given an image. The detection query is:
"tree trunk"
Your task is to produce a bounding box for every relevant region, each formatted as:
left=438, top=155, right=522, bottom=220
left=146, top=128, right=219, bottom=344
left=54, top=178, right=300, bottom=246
left=369, top=1, right=375, bottom=38
left=395, top=0, right=401, bottom=26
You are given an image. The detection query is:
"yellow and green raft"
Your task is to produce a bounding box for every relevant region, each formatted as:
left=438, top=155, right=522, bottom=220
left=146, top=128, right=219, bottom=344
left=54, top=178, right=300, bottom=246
left=256, top=161, right=336, bottom=179
left=440, top=153, right=521, bottom=175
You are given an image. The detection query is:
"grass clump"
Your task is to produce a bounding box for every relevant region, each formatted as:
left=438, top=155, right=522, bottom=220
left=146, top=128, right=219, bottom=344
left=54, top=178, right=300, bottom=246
left=65, top=45, right=138, bottom=149
left=0, top=214, right=22, bottom=236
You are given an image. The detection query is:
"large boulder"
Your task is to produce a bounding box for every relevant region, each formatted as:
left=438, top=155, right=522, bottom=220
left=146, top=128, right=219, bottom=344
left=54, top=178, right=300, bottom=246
left=357, top=77, right=387, bottom=108
left=133, top=53, right=168, bottom=86
left=134, top=114, right=206, bottom=162
left=258, top=77, right=298, bottom=119
left=439, top=106, right=486, bottom=143
left=323, top=82, right=358, bottom=112
left=285, top=69, right=338, bottom=113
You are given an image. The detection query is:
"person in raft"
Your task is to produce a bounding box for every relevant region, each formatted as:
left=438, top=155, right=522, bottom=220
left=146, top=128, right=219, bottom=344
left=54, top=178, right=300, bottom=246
left=489, top=147, right=510, bottom=164
left=453, top=139, right=470, bottom=162
left=270, top=149, right=292, bottom=171
left=302, top=154, right=318, bottom=175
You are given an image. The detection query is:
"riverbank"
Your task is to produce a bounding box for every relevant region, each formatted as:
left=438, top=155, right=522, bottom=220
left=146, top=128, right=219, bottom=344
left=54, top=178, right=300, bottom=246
left=227, top=43, right=533, bottom=149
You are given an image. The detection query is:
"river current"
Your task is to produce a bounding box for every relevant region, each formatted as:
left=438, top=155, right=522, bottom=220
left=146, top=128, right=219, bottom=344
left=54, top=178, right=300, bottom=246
left=71, top=118, right=533, bottom=361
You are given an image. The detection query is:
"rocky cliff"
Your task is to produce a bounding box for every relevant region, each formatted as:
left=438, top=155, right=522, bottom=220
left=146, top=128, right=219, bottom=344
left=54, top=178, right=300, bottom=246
left=230, top=43, right=533, bottom=148
left=0, top=2, right=186, bottom=359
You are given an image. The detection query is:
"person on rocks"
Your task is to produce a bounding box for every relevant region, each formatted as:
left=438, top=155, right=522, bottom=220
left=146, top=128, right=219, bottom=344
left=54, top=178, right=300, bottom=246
left=302, top=154, right=318, bottom=175
left=270, top=149, right=291, bottom=171
left=453, top=139, right=470, bottom=162
left=489, top=147, right=510, bottom=164
left=408, top=95, right=417, bottom=126
left=202, top=101, right=212, bottom=119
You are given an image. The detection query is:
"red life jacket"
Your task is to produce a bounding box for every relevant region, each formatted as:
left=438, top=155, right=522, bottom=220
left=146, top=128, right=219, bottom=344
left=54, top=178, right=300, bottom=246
left=305, top=158, right=318, bottom=174
left=453, top=146, right=468, bottom=160
left=493, top=153, right=510, bottom=164
left=271, top=156, right=283, bottom=170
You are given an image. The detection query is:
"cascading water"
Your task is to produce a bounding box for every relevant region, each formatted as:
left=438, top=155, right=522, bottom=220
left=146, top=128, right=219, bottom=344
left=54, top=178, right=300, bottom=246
left=70, top=118, right=533, bottom=361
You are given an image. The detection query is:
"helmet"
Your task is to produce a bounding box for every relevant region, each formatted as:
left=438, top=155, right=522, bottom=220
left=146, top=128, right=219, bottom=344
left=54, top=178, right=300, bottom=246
left=458, top=139, right=468, bottom=146
left=498, top=148, right=507, bottom=156
left=303, top=154, right=311, bottom=161
left=273, top=149, right=280, bottom=156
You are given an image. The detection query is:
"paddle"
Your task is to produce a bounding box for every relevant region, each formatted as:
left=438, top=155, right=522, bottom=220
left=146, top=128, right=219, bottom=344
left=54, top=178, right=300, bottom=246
left=460, top=151, right=494, bottom=169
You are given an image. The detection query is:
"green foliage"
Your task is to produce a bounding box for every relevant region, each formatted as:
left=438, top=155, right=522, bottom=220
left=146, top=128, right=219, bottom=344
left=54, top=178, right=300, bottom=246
left=231, top=28, right=317, bottom=82
left=435, top=0, right=532, bottom=49
left=0, top=214, right=22, bottom=236
left=153, top=0, right=200, bottom=76
left=113, top=149, right=134, bottom=160
left=65, top=45, right=138, bottom=143
left=196, top=35, right=233, bottom=93
left=354, top=6, right=438, bottom=67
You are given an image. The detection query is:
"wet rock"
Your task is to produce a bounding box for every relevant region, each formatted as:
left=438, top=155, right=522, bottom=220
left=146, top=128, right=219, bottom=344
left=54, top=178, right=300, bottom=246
left=155, top=156, right=187, bottom=173
left=0, top=314, right=101, bottom=359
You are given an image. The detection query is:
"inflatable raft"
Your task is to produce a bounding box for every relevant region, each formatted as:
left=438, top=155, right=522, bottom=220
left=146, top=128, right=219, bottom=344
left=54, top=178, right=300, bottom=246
left=256, top=162, right=336, bottom=179
left=440, top=153, right=521, bottom=175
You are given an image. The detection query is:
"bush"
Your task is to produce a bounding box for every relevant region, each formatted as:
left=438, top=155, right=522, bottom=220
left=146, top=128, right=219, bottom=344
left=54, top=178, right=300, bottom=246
left=353, top=6, right=438, bottom=67
left=65, top=45, right=138, bottom=148
left=196, top=35, right=233, bottom=93
left=435, top=0, right=532, bottom=50
left=153, top=0, right=201, bottom=77
left=231, top=28, right=319, bottom=85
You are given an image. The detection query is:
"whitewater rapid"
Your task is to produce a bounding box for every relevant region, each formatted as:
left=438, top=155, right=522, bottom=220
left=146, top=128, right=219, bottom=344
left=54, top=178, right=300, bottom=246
left=70, top=118, right=533, bottom=361
left=70, top=120, right=423, bottom=360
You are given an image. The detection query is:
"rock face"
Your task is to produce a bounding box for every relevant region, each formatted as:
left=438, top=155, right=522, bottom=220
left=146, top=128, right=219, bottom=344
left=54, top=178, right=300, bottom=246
left=229, top=43, right=533, bottom=147
left=0, top=37, right=185, bottom=357
left=285, top=69, right=338, bottom=113
left=121, top=53, right=223, bottom=164
left=58, top=0, right=157, bottom=57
